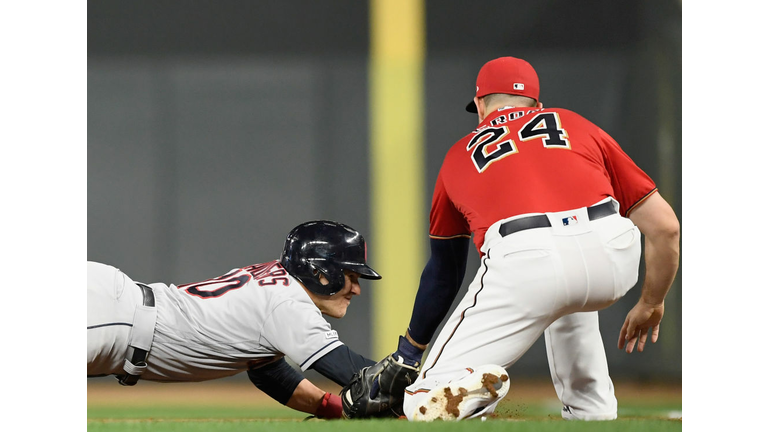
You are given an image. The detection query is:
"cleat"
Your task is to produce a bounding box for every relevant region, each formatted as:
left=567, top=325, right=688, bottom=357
left=412, top=365, right=510, bottom=421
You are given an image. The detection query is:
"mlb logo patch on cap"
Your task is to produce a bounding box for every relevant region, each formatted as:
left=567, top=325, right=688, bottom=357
left=514, top=83, right=525, bottom=90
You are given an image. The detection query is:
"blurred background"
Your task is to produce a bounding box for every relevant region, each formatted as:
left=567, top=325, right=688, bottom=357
left=88, top=0, right=681, bottom=385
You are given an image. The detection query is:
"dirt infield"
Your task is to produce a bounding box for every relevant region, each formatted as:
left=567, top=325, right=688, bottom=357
left=87, top=377, right=681, bottom=408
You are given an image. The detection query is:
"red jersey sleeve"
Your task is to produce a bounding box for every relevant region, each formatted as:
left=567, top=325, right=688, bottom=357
left=429, top=170, right=471, bottom=239
left=597, top=127, right=658, bottom=216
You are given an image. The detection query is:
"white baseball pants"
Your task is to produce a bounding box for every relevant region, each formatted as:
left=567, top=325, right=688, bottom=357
left=404, top=199, right=641, bottom=420
left=87, top=262, right=146, bottom=377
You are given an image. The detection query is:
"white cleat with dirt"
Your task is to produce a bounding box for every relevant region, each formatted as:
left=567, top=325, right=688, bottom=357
left=412, top=364, right=510, bottom=421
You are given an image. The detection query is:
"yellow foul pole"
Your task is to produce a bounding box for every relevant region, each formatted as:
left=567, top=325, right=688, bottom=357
left=369, top=0, right=426, bottom=360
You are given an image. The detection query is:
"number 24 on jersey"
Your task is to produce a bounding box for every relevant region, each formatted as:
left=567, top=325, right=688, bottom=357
left=468, top=112, right=570, bottom=173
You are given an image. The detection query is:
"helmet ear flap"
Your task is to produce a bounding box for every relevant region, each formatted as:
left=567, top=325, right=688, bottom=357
left=306, top=262, right=345, bottom=296
left=324, top=262, right=346, bottom=295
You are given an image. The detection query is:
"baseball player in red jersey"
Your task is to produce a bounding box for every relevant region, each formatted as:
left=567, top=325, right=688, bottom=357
left=340, top=57, right=680, bottom=421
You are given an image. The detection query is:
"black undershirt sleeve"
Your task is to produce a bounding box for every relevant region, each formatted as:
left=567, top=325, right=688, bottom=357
left=309, top=344, right=375, bottom=386
left=406, top=237, right=470, bottom=346
left=247, top=358, right=305, bottom=405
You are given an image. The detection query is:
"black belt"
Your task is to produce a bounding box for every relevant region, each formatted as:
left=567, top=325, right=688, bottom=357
left=499, top=200, right=617, bottom=237
left=117, top=282, right=155, bottom=386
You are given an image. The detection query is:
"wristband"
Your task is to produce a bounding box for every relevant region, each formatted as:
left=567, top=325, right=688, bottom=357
left=315, top=392, right=343, bottom=419
left=395, top=335, right=424, bottom=367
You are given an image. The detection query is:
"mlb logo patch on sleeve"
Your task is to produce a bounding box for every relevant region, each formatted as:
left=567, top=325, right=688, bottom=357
left=562, top=216, right=578, bottom=226
left=325, top=330, right=338, bottom=339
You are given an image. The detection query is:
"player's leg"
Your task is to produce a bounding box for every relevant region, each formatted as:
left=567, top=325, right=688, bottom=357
left=542, top=203, right=641, bottom=420
left=87, top=262, right=142, bottom=376
left=545, top=311, right=617, bottom=420
left=403, top=235, right=563, bottom=420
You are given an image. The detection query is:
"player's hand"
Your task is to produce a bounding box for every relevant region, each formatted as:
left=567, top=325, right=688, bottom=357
left=618, top=300, right=665, bottom=353
left=341, top=355, right=419, bottom=419
left=374, top=335, right=423, bottom=397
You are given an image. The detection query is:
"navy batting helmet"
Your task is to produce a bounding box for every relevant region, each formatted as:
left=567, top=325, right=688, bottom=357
left=280, top=220, right=381, bottom=296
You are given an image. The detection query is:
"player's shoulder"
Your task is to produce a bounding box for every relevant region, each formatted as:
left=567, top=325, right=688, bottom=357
left=268, top=278, right=318, bottom=308
left=237, top=263, right=308, bottom=303
left=538, top=107, right=590, bottom=121
left=538, top=107, right=604, bottom=134
left=444, top=124, right=480, bottom=157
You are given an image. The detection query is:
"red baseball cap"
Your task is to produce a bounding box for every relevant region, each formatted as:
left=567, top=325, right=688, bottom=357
left=466, top=57, right=540, bottom=113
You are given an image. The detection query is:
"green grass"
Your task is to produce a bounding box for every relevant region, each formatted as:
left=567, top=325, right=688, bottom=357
left=87, top=420, right=682, bottom=432
left=87, top=400, right=682, bottom=432
left=88, top=378, right=681, bottom=431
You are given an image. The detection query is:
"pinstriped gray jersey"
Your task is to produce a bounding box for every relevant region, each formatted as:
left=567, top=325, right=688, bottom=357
left=141, top=260, right=343, bottom=382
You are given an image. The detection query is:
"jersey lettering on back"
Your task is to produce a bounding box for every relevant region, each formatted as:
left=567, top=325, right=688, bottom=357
left=430, top=107, right=656, bottom=254
left=177, top=261, right=290, bottom=299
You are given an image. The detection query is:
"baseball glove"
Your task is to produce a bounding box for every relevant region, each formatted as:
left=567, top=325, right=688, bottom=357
left=341, top=355, right=420, bottom=419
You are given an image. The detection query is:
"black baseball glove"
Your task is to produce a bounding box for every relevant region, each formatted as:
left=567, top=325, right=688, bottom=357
left=341, top=354, right=420, bottom=419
